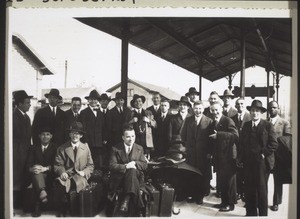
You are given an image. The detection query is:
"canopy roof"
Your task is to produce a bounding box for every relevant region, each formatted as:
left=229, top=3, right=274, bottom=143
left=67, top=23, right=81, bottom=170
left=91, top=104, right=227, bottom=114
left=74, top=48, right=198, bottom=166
left=76, top=17, right=292, bottom=81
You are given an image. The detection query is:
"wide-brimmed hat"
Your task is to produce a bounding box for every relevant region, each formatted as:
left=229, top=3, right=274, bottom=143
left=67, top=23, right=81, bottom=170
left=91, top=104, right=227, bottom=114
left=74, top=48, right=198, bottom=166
left=44, top=88, right=62, bottom=100
left=176, top=96, right=192, bottom=107
left=13, top=90, right=33, bottom=103
left=99, top=93, right=111, bottom=102
left=185, top=87, right=200, bottom=96
left=130, top=94, right=146, bottom=108
left=85, top=89, right=101, bottom=100
left=113, top=92, right=126, bottom=101
left=164, top=135, right=186, bottom=164
left=165, top=153, right=186, bottom=164
left=68, top=121, right=85, bottom=134
left=220, top=89, right=235, bottom=99
left=246, top=100, right=267, bottom=113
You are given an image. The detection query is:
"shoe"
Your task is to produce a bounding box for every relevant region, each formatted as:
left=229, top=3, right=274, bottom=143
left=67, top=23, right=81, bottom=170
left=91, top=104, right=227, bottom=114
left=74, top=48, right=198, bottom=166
left=219, top=204, right=234, bottom=212
left=119, top=200, right=129, bottom=212
left=210, top=185, right=216, bottom=190
left=213, top=203, right=226, bottom=208
left=196, top=199, right=203, bottom=205
left=215, top=191, right=221, bottom=198
left=186, top=197, right=194, bottom=203
left=31, top=203, right=41, bottom=217
left=270, top=204, right=279, bottom=211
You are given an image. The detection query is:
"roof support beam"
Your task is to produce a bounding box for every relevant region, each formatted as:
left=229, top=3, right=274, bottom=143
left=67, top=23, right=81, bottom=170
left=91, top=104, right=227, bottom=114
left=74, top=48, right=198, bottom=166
left=240, top=28, right=246, bottom=98
left=121, top=21, right=130, bottom=106
left=146, top=19, right=230, bottom=76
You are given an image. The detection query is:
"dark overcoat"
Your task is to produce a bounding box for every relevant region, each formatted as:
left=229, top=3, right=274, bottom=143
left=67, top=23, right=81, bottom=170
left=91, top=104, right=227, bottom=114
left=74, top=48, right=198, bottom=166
left=146, top=105, right=161, bottom=121
left=13, top=108, right=32, bottom=191
left=32, top=105, right=66, bottom=146
left=223, top=106, right=238, bottom=118
left=155, top=113, right=172, bottom=157
left=168, top=112, right=192, bottom=143
left=54, top=141, right=94, bottom=193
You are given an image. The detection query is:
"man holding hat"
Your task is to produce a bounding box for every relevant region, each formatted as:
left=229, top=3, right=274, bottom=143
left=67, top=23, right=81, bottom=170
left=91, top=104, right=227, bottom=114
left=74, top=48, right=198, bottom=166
left=107, top=92, right=131, bottom=147
left=168, top=96, right=192, bottom=143
left=53, top=121, right=94, bottom=216
left=126, top=94, right=157, bottom=156
left=26, top=126, right=57, bottom=217
left=80, top=89, right=104, bottom=169
left=221, top=89, right=237, bottom=118
left=13, top=90, right=33, bottom=208
left=239, top=100, right=277, bottom=216
left=32, top=88, right=66, bottom=146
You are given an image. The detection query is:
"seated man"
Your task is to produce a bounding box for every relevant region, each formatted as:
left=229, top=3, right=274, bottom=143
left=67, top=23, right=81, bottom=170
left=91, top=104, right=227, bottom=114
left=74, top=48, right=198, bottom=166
left=53, top=122, right=94, bottom=216
left=27, top=127, right=57, bottom=217
left=109, top=125, right=148, bottom=216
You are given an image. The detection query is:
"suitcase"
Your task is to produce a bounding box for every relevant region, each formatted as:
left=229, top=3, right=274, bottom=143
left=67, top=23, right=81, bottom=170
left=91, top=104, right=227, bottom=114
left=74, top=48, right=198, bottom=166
left=79, top=182, right=101, bottom=217
left=157, top=183, right=175, bottom=217
left=69, top=190, right=80, bottom=216
left=145, top=182, right=160, bottom=216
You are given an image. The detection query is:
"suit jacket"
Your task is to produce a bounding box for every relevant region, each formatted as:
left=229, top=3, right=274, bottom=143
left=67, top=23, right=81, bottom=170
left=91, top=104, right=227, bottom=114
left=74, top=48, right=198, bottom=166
left=203, top=107, right=214, bottom=119
left=109, top=142, right=147, bottom=191
left=223, top=106, right=238, bottom=118
left=54, top=141, right=94, bottom=192
left=276, top=135, right=292, bottom=184
left=231, top=111, right=251, bottom=133
left=155, top=113, right=172, bottom=157
left=181, top=115, right=212, bottom=176
left=269, top=116, right=291, bottom=138
left=13, top=108, right=32, bottom=190
left=106, top=106, right=131, bottom=147
left=65, top=109, right=82, bottom=128
left=32, top=105, right=66, bottom=146
left=241, top=119, right=278, bottom=171
left=80, top=106, right=104, bottom=148
left=168, top=112, right=192, bottom=143
left=146, top=105, right=161, bottom=121
left=98, top=109, right=109, bottom=144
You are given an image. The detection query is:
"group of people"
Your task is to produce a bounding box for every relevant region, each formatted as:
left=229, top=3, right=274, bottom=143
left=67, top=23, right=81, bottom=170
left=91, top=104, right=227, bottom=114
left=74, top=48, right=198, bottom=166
left=12, top=86, right=291, bottom=217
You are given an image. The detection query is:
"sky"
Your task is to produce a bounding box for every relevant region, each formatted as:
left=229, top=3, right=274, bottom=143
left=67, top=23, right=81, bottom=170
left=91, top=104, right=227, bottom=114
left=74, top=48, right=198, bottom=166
left=9, top=8, right=292, bottom=114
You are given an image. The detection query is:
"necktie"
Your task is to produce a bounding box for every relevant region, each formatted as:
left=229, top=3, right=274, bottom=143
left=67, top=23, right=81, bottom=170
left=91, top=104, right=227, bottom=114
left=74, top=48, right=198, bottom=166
left=126, top=147, right=131, bottom=155
left=75, top=113, right=78, bottom=118
left=103, top=109, right=106, bottom=114
left=52, top=107, right=55, bottom=117
left=162, top=114, right=165, bottom=121
left=119, top=107, right=123, bottom=114
left=42, top=146, right=46, bottom=153
left=74, top=147, right=78, bottom=160
left=238, top=114, right=242, bottom=127
left=252, top=124, right=257, bottom=132
left=213, top=119, right=218, bottom=129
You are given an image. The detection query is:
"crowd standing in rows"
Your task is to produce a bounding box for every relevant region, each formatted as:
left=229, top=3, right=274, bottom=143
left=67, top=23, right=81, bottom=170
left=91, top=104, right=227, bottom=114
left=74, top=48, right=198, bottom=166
left=13, top=86, right=292, bottom=217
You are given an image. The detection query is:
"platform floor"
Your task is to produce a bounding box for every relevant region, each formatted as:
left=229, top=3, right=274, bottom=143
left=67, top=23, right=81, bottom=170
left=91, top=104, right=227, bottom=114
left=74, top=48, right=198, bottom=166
left=14, top=174, right=290, bottom=218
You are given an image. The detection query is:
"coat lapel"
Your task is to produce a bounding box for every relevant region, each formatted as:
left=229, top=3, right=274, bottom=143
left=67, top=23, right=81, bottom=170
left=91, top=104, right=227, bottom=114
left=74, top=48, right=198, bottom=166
left=65, top=144, right=75, bottom=163
left=129, top=144, right=141, bottom=161
left=75, top=142, right=85, bottom=161
left=117, top=144, right=128, bottom=163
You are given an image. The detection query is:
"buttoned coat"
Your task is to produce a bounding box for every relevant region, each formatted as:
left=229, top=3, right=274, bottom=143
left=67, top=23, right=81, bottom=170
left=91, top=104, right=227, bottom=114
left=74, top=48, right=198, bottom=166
left=80, top=107, right=104, bottom=148
left=155, top=113, right=172, bottom=157
left=181, top=115, right=212, bottom=176
left=168, top=112, right=192, bottom=143
left=109, top=143, right=147, bottom=192
left=54, top=141, right=94, bottom=193
left=13, top=108, right=32, bottom=190
left=240, top=120, right=278, bottom=171
left=32, top=105, right=66, bottom=146
left=223, top=106, right=238, bottom=118
left=270, top=117, right=291, bottom=138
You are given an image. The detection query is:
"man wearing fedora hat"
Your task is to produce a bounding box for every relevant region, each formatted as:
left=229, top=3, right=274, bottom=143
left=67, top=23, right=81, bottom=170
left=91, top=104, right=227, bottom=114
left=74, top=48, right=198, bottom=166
left=65, top=97, right=82, bottom=132
left=13, top=90, right=33, bottom=208
left=239, top=99, right=277, bottom=216
left=53, top=121, right=94, bottom=216
left=32, top=88, right=67, bottom=147
left=181, top=101, right=213, bottom=204
left=203, top=91, right=221, bottom=119
left=126, top=94, right=157, bottom=156
left=168, top=96, right=192, bottom=144
left=80, top=89, right=105, bottom=170
left=221, top=89, right=237, bottom=118
left=185, top=87, right=200, bottom=105
left=107, top=92, right=131, bottom=147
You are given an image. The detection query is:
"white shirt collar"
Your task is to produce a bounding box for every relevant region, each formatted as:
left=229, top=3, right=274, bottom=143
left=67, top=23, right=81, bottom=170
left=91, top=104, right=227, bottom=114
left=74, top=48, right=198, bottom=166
left=41, top=144, right=49, bottom=149
left=154, top=105, right=159, bottom=111
left=17, top=108, right=26, bottom=116
left=270, top=115, right=279, bottom=125
left=180, top=111, right=188, bottom=119
left=238, top=111, right=245, bottom=119
left=71, top=142, right=79, bottom=149
left=135, top=108, right=142, bottom=114
left=252, top=119, right=261, bottom=127
left=161, top=112, right=167, bottom=117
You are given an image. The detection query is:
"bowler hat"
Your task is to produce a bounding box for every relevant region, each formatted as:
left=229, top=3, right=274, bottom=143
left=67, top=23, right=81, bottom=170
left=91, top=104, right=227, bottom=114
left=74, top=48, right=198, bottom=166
left=113, top=92, right=126, bottom=101
left=99, top=93, right=111, bottom=101
left=68, top=121, right=85, bottom=134
left=220, top=89, right=235, bottom=99
left=85, top=89, right=101, bottom=100
left=185, top=87, right=200, bottom=96
left=13, top=90, right=33, bottom=103
left=246, top=100, right=267, bottom=113
left=130, top=94, right=146, bottom=108
left=45, top=89, right=62, bottom=100
left=176, top=96, right=192, bottom=107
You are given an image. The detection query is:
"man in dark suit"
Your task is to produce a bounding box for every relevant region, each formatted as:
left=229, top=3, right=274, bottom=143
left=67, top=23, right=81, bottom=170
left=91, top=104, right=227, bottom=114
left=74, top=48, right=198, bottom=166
left=203, top=91, right=220, bottom=119
left=126, top=94, right=156, bottom=156
left=13, top=90, right=33, bottom=208
left=65, top=97, right=82, bottom=129
left=98, top=93, right=111, bottom=146
left=32, top=88, right=66, bottom=146
left=53, top=122, right=94, bottom=216
left=80, top=89, right=104, bottom=170
left=220, top=89, right=237, bottom=118
left=240, top=100, right=278, bottom=216
left=154, top=98, right=172, bottom=158
left=109, top=125, right=147, bottom=216
left=209, top=102, right=239, bottom=212
left=107, top=92, right=131, bottom=147
left=146, top=92, right=161, bottom=121
left=168, top=96, right=192, bottom=143
left=231, top=98, right=251, bottom=200
left=181, top=101, right=212, bottom=204
left=268, top=101, right=291, bottom=212
left=185, top=87, right=200, bottom=114
left=27, top=127, right=57, bottom=217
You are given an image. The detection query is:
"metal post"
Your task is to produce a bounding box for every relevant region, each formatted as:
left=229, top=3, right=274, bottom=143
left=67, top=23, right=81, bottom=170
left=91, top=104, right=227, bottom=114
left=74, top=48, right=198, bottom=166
left=199, top=75, right=202, bottom=100
left=228, top=74, right=232, bottom=90
left=240, top=28, right=246, bottom=98
left=121, top=23, right=129, bottom=106
left=276, top=71, right=280, bottom=102
left=266, top=68, right=270, bottom=118
left=64, top=60, right=68, bottom=88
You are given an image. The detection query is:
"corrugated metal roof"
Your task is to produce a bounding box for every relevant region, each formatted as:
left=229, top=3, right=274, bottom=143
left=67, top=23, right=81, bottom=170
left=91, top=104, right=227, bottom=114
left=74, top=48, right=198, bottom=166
left=76, top=17, right=292, bottom=81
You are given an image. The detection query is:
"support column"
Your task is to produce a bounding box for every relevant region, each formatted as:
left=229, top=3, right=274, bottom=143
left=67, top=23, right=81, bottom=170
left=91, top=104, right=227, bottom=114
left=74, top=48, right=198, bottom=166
left=199, top=75, right=202, bottom=100
left=276, top=71, right=280, bottom=102
left=266, top=68, right=270, bottom=118
left=121, top=23, right=130, bottom=106
left=228, top=74, right=232, bottom=90
left=240, top=28, right=246, bottom=98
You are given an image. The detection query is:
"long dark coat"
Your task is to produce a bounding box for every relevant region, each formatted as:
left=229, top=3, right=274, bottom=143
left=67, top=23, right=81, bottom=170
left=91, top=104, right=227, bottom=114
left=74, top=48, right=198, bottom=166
left=146, top=105, right=161, bottom=121
left=13, top=108, right=32, bottom=191
left=106, top=106, right=131, bottom=147
left=168, top=112, right=192, bottom=143
left=80, top=107, right=104, bottom=148
left=32, top=105, right=66, bottom=146
left=64, top=109, right=82, bottom=141
left=181, top=115, right=212, bottom=178
left=155, top=113, right=172, bottom=157
left=54, top=141, right=94, bottom=193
